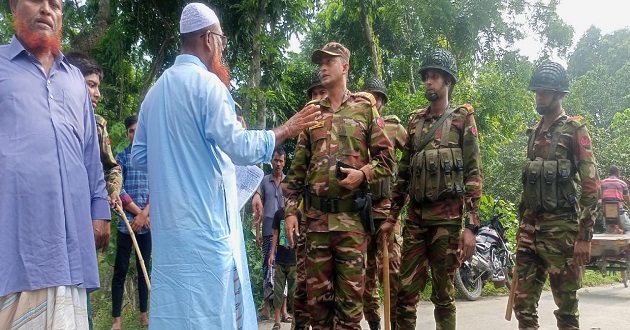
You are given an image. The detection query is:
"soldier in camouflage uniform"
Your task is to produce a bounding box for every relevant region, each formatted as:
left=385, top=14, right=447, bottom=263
left=66, top=51, right=122, bottom=207
left=282, top=42, right=395, bottom=330
left=360, top=77, right=407, bottom=330
left=513, top=62, right=601, bottom=330
left=292, top=70, right=328, bottom=330
left=387, top=49, right=483, bottom=330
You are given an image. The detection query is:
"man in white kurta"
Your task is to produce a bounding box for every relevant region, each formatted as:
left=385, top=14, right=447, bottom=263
left=132, top=3, right=319, bottom=329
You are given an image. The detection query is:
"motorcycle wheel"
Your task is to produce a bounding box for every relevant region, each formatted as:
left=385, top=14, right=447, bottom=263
left=454, top=263, right=482, bottom=301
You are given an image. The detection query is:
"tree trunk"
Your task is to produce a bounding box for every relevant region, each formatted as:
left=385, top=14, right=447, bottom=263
left=359, top=0, right=382, bottom=79
left=140, top=35, right=171, bottom=101
left=245, top=0, right=269, bottom=129
left=70, top=0, right=111, bottom=52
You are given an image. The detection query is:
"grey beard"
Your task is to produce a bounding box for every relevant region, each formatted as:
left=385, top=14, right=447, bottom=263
left=425, top=92, right=439, bottom=102
left=536, top=105, right=552, bottom=115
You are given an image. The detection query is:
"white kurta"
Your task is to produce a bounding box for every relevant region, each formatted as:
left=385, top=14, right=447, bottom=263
left=132, top=54, right=275, bottom=329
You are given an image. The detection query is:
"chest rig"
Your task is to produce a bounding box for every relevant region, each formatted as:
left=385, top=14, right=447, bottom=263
left=408, top=107, right=465, bottom=203
left=522, top=117, right=577, bottom=212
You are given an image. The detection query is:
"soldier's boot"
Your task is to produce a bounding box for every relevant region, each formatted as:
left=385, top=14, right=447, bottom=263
left=368, top=320, right=381, bottom=330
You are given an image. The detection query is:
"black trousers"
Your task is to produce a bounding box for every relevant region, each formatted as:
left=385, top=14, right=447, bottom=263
left=111, top=230, right=152, bottom=317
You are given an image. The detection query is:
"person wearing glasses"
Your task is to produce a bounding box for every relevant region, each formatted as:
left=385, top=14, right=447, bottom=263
left=131, top=3, right=320, bottom=329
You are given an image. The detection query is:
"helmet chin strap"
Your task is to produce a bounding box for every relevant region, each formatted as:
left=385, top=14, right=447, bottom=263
left=425, top=83, right=447, bottom=102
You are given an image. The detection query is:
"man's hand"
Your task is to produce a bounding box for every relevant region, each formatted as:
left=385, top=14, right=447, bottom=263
left=109, top=191, right=122, bottom=209
left=284, top=215, right=299, bottom=247
left=256, top=231, right=262, bottom=248
left=268, top=252, right=275, bottom=266
left=573, top=240, right=592, bottom=266
left=252, top=193, right=263, bottom=224
left=338, top=168, right=365, bottom=191
left=93, top=219, right=111, bottom=250
left=458, top=228, right=476, bottom=262
left=273, top=104, right=321, bottom=144
left=131, top=211, right=150, bottom=232
left=379, top=221, right=395, bottom=242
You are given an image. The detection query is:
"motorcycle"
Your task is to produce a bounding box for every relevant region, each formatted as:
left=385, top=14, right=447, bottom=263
left=454, top=214, right=515, bottom=301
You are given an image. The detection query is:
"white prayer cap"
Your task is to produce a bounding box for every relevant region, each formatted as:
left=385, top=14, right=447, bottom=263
left=180, top=2, right=219, bottom=34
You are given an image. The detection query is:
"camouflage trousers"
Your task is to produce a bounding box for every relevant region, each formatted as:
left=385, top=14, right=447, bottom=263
left=514, top=224, right=581, bottom=330
left=395, top=224, right=461, bottom=330
left=363, top=219, right=402, bottom=325
left=293, top=232, right=310, bottom=329
left=306, top=231, right=367, bottom=330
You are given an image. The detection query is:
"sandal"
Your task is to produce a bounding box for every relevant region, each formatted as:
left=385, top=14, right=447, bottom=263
left=272, top=323, right=281, bottom=330
left=281, top=314, right=293, bottom=323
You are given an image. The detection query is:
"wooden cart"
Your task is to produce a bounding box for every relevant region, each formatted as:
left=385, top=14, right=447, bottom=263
left=585, top=233, right=630, bottom=287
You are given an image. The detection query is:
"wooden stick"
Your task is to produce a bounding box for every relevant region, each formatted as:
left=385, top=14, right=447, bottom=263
left=505, top=263, right=518, bottom=321
left=382, top=235, right=391, bottom=330
left=115, top=205, right=151, bottom=291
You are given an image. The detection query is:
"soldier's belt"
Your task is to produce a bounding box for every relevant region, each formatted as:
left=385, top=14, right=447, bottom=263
left=310, top=195, right=357, bottom=213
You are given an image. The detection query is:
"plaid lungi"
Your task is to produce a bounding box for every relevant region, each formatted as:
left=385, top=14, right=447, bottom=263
left=0, top=286, right=88, bottom=330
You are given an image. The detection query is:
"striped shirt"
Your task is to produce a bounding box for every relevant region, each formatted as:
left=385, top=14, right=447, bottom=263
left=601, top=176, right=629, bottom=202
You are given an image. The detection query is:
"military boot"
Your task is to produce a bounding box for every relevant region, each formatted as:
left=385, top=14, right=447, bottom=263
left=368, top=320, right=381, bottom=330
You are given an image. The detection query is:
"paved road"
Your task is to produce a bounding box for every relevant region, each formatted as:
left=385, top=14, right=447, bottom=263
left=258, top=283, right=630, bottom=329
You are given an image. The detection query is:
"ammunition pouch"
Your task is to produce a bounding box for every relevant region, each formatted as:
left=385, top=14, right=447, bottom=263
left=409, top=147, right=465, bottom=203
left=521, top=159, right=577, bottom=212
left=370, top=175, right=393, bottom=200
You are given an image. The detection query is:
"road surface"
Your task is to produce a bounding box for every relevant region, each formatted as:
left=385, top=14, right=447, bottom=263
left=258, top=283, right=630, bottom=329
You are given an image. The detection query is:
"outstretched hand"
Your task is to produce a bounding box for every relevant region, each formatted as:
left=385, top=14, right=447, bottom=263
left=274, top=104, right=321, bottom=144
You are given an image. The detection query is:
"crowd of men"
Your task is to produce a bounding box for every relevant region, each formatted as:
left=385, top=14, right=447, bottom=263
left=2, top=1, right=628, bottom=330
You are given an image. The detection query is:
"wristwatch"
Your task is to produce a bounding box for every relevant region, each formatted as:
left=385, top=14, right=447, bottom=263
left=465, top=223, right=479, bottom=235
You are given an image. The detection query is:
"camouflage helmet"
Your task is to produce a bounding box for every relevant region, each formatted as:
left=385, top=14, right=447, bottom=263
left=528, top=62, right=569, bottom=93
left=360, top=76, right=388, bottom=104
left=419, top=49, right=458, bottom=84
left=306, top=70, right=323, bottom=97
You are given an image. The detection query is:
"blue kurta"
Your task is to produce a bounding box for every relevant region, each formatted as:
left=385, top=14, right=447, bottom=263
left=132, top=54, right=275, bottom=329
left=0, top=36, right=110, bottom=297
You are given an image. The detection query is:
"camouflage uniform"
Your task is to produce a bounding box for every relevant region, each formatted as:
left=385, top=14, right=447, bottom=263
left=363, top=115, right=407, bottom=327
left=95, top=114, right=122, bottom=196
left=390, top=104, right=483, bottom=330
left=514, top=113, right=600, bottom=330
left=283, top=90, right=394, bottom=330
left=293, top=70, right=326, bottom=330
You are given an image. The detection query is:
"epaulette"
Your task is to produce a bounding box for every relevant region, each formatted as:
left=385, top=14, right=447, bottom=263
left=95, top=114, right=107, bottom=127
left=383, top=114, right=401, bottom=124
left=525, top=126, right=536, bottom=137
left=566, top=115, right=587, bottom=128
left=456, top=103, right=474, bottom=115
left=353, top=91, right=377, bottom=107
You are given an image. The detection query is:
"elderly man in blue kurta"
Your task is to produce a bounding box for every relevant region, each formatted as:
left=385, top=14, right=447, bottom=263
left=131, top=3, right=320, bottom=329
left=0, top=0, right=110, bottom=328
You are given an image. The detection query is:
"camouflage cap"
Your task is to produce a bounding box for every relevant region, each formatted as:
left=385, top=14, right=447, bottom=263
left=311, top=42, right=350, bottom=64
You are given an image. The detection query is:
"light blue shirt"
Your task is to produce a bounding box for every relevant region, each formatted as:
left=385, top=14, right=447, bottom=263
left=0, top=36, right=110, bottom=296
left=132, top=54, right=275, bottom=330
